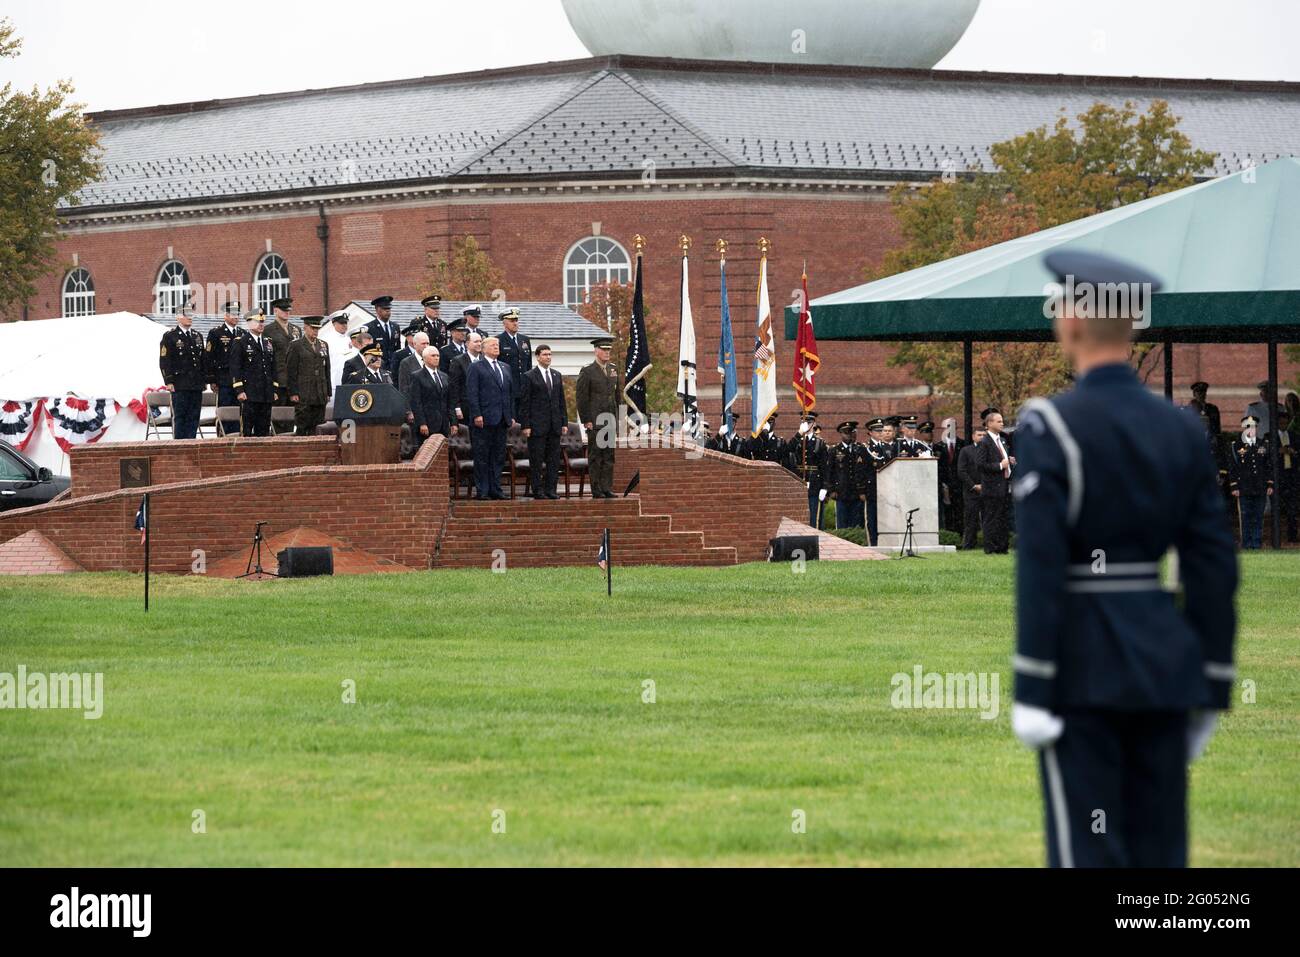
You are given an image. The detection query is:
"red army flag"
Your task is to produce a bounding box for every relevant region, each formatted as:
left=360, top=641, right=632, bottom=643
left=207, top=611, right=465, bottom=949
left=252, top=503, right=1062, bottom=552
left=792, top=265, right=820, bottom=412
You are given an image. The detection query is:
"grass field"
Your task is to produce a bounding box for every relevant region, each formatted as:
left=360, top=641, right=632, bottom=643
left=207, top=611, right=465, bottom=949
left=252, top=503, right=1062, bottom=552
left=1, top=553, right=1296, bottom=867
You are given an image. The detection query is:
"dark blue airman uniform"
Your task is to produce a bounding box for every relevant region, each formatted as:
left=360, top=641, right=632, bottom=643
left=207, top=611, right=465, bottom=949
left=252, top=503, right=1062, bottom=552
left=1013, top=251, right=1237, bottom=868
left=363, top=295, right=403, bottom=378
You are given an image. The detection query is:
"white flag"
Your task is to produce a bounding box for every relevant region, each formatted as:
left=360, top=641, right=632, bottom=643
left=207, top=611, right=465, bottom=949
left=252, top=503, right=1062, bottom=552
left=751, top=251, right=777, bottom=437
left=677, top=253, right=699, bottom=437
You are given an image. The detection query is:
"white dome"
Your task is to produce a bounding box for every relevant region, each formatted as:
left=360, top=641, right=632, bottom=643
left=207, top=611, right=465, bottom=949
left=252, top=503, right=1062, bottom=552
left=561, top=0, right=981, bottom=70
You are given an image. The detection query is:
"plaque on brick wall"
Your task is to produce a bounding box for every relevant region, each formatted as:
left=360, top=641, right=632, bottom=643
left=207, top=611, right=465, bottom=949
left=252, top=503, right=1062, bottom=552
left=119, top=457, right=151, bottom=488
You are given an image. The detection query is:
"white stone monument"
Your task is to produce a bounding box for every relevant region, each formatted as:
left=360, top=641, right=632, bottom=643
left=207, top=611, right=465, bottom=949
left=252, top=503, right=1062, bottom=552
left=876, top=457, right=944, bottom=551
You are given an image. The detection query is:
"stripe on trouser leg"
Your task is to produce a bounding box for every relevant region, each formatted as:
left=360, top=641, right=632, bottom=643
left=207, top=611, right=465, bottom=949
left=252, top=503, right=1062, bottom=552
left=1044, top=744, right=1074, bottom=868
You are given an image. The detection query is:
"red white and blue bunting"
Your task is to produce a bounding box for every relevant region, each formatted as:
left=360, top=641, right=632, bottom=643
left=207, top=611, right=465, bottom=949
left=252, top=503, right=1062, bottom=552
left=0, top=399, right=45, bottom=451
left=43, top=396, right=121, bottom=452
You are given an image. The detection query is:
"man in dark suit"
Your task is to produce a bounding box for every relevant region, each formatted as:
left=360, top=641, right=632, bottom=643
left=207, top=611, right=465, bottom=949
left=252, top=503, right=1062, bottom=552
left=341, top=327, right=372, bottom=385
left=363, top=295, right=402, bottom=378
left=933, top=417, right=969, bottom=533
left=496, top=308, right=532, bottom=417
left=518, top=344, right=569, bottom=498
left=956, top=426, right=986, bottom=549
left=449, top=330, right=483, bottom=429
left=1013, top=249, right=1236, bottom=868
left=397, top=331, right=430, bottom=394
left=977, top=408, right=1013, bottom=553
left=464, top=336, right=516, bottom=499
left=406, top=346, right=455, bottom=442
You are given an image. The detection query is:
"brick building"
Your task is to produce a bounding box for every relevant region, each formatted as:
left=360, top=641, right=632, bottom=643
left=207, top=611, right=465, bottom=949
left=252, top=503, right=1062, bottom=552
left=24, top=55, right=1300, bottom=427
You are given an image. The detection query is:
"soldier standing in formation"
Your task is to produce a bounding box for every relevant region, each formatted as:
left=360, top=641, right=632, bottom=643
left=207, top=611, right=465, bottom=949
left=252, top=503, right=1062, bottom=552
left=825, top=421, right=873, bottom=537
left=264, top=297, right=301, bottom=409
left=230, top=311, right=278, bottom=436
left=412, top=294, right=448, bottom=350
left=440, top=316, right=469, bottom=370
left=496, top=308, right=532, bottom=417
left=865, top=418, right=895, bottom=467
left=745, top=414, right=783, bottom=461
left=576, top=336, right=621, bottom=499
left=1012, top=249, right=1236, bottom=868
left=204, top=300, right=244, bottom=407
left=364, top=296, right=402, bottom=378
left=1229, top=414, right=1273, bottom=549
left=285, top=316, right=332, bottom=436
left=786, top=412, right=827, bottom=529
left=705, top=423, right=742, bottom=455
left=159, top=303, right=206, bottom=440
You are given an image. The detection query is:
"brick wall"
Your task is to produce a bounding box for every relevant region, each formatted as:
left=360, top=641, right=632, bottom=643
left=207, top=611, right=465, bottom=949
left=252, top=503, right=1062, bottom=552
left=613, top=440, right=809, bottom=562
left=69, top=436, right=340, bottom=498
left=0, top=436, right=449, bottom=574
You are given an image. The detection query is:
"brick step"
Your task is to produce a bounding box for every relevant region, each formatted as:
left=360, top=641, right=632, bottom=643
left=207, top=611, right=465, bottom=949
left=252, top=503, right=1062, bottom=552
left=434, top=488, right=741, bottom=567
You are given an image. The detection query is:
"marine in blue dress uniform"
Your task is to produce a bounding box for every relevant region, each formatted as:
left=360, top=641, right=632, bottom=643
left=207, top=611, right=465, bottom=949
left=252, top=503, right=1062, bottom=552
left=1012, top=250, right=1237, bottom=868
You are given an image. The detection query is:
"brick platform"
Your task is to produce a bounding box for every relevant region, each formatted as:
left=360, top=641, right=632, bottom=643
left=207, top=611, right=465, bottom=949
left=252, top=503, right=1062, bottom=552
left=0, top=530, right=85, bottom=575
left=0, top=433, right=810, bottom=574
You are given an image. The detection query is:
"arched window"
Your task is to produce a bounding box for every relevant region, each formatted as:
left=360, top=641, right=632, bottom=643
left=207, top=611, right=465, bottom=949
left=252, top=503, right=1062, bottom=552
left=154, top=260, right=191, bottom=315
left=564, top=237, right=631, bottom=307
left=62, top=268, right=96, bottom=317
left=254, top=254, right=290, bottom=314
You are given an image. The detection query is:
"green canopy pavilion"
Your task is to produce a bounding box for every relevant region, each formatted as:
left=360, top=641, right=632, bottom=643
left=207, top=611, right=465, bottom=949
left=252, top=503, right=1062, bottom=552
left=788, top=157, right=1300, bottom=546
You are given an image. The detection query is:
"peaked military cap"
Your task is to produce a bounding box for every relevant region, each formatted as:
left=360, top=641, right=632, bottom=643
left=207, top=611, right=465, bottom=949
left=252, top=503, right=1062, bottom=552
left=499, top=308, right=521, bottom=322
left=370, top=295, right=394, bottom=309
left=269, top=297, right=293, bottom=312
left=837, top=420, right=858, bottom=435
left=1043, top=250, right=1165, bottom=293
left=421, top=294, right=442, bottom=308
left=300, top=316, right=326, bottom=328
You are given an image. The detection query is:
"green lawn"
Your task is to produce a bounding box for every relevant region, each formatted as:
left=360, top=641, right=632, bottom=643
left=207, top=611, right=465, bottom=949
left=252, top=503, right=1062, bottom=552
left=0, top=553, right=1296, bottom=866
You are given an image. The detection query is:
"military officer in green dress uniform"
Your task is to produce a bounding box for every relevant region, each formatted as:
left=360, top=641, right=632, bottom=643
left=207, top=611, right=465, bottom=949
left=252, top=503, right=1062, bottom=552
left=264, top=297, right=301, bottom=409
left=286, top=316, right=333, bottom=436
left=576, top=336, right=621, bottom=498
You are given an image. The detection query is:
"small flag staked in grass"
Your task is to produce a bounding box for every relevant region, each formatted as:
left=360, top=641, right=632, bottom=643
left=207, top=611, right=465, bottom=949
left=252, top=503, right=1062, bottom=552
left=596, top=534, right=608, bottom=571
left=134, top=495, right=148, bottom=545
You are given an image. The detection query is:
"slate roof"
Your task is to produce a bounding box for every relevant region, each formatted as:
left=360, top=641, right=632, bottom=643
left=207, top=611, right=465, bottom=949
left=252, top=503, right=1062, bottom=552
left=148, top=300, right=604, bottom=341
left=72, top=56, right=1300, bottom=211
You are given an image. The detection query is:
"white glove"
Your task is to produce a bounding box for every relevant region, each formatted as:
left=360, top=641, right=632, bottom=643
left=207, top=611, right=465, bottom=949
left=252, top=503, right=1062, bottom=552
left=1012, top=702, right=1064, bottom=750
left=818, top=488, right=828, bottom=502
left=1187, top=710, right=1219, bottom=762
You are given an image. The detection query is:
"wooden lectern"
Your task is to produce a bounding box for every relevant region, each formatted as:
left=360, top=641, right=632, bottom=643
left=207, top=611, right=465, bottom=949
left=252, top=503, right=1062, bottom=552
left=333, top=383, right=409, bottom=466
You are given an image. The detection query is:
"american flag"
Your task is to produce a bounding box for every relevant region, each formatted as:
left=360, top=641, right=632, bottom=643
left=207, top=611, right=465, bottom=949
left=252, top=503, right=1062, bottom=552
left=754, top=338, right=772, bottom=365
left=134, top=495, right=148, bottom=545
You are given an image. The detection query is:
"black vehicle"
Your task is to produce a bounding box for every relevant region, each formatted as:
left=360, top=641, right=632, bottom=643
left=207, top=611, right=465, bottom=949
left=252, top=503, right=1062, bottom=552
left=0, top=442, right=69, bottom=510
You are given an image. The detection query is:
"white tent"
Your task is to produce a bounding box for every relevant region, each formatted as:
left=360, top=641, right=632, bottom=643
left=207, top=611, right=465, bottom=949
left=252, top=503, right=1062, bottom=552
left=0, top=313, right=165, bottom=475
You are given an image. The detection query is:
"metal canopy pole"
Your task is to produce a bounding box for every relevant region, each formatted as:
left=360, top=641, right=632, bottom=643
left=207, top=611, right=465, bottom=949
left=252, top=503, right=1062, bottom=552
left=1268, top=340, right=1282, bottom=549
left=1163, top=341, right=1174, bottom=401
left=963, top=340, right=973, bottom=440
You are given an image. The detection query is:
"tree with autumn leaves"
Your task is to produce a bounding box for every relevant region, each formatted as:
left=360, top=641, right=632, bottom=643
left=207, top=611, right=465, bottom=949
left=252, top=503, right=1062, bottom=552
left=877, top=99, right=1217, bottom=417
left=0, top=18, right=102, bottom=318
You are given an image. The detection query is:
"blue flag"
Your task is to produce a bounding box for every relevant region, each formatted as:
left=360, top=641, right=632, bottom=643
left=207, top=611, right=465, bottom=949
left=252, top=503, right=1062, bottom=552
left=717, top=257, right=737, bottom=436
